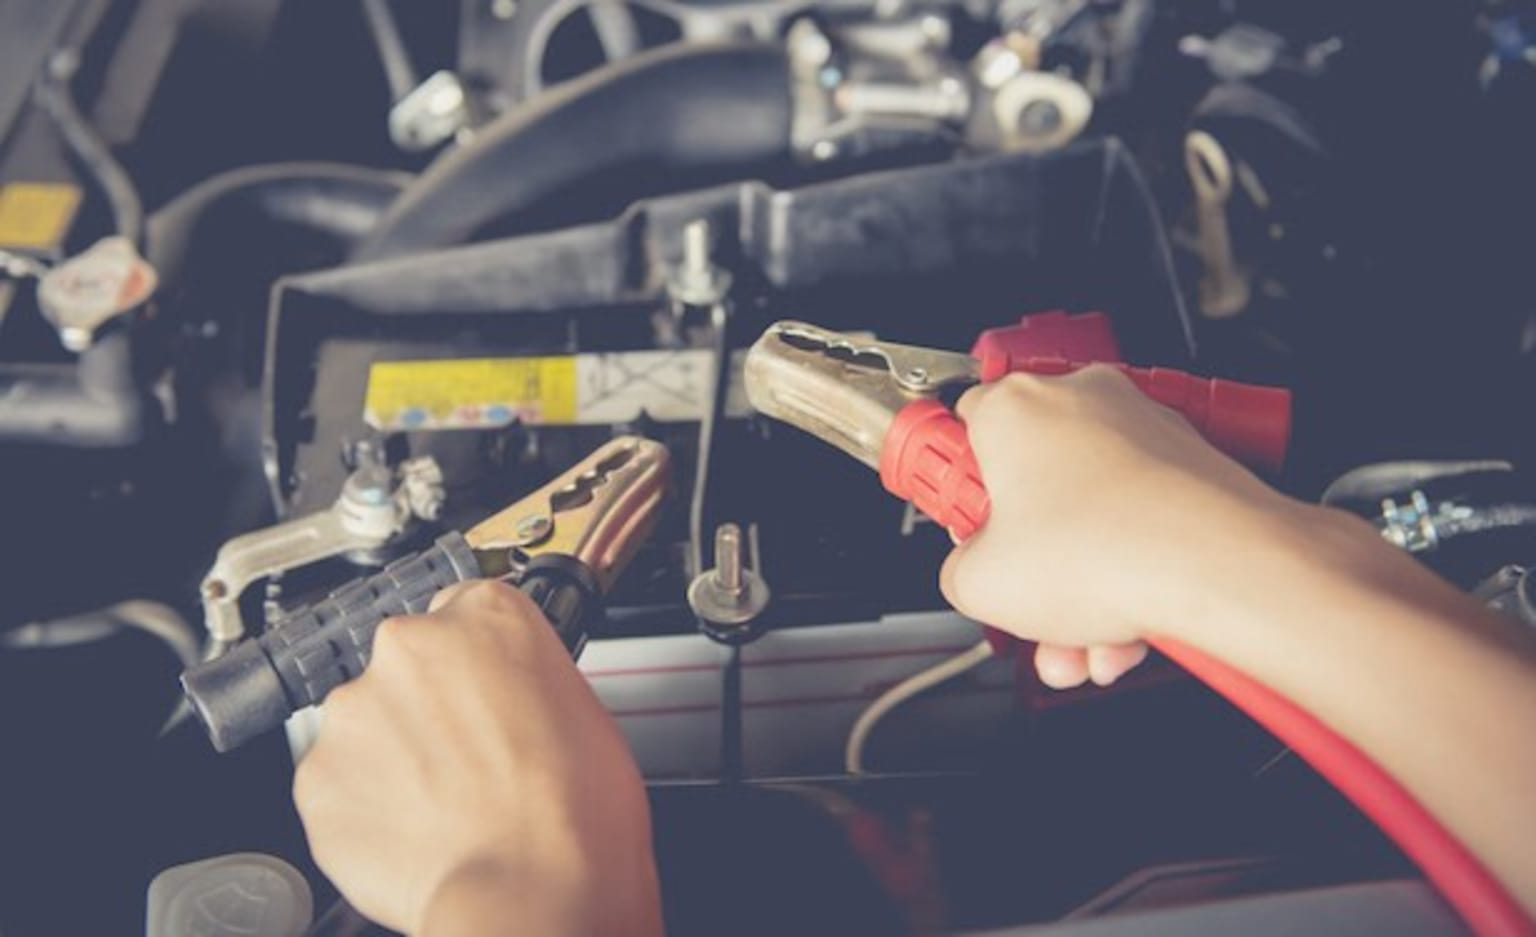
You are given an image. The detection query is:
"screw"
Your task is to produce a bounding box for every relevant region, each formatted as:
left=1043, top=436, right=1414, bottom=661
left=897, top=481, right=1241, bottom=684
left=511, top=514, right=553, bottom=546
left=1017, top=98, right=1063, bottom=136
left=974, top=41, right=1023, bottom=89
left=904, top=367, right=929, bottom=386
left=669, top=218, right=731, bottom=306
left=788, top=19, right=833, bottom=69
left=491, top=0, right=517, bottom=19
left=920, top=14, right=951, bottom=48
left=682, top=219, right=712, bottom=281
left=689, top=522, right=770, bottom=630
left=811, top=139, right=838, bottom=161
left=713, top=524, right=745, bottom=597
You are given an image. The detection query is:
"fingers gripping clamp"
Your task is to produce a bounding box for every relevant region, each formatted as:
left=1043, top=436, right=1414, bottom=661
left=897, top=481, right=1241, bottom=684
left=744, top=313, right=1292, bottom=541
left=182, top=437, right=671, bottom=752
left=183, top=532, right=480, bottom=753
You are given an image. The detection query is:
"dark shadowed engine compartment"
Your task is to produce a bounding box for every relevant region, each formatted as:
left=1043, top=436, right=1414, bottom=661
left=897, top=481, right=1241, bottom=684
left=2, top=1, right=1534, bottom=934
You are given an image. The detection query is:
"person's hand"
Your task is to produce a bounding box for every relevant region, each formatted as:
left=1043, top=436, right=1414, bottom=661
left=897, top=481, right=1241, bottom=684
left=292, top=580, right=663, bottom=937
left=940, top=366, right=1299, bottom=689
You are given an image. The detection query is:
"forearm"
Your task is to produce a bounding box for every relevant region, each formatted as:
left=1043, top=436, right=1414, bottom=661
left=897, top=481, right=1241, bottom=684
left=1163, top=499, right=1536, bottom=914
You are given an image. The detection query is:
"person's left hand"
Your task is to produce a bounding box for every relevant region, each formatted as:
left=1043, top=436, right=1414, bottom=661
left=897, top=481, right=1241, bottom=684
left=292, top=580, right=663, bottom=936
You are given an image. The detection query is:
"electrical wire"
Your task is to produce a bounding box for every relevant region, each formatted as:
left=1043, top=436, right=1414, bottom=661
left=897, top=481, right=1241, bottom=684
left=1153, top=637, right=1534, bottom=937
left=721, top=644, right=744, bottom=782
left=0, top=248, right=49, bottom=279
left=360, top=0, right=419, bottom=102
left=1, top=601, right=200, bottom=670
left=841, top=630, right=1531, bottom=929
left=34, top=50, right=144, bottom=245
left=587, top=1, right=643, bottom=65
left=845, top=639, right=995, bottom=775
left=686, top=301, right=747, bottom=781
left=688, top=301, right=730, bottom=581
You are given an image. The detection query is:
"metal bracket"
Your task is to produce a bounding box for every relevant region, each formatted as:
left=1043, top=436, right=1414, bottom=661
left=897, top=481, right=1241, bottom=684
left=200, top=457, right=443, bottom=643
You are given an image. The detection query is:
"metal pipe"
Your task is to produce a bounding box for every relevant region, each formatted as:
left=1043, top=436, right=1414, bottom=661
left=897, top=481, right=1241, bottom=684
left=360, top=0, right=419, bottom=101
left=34, top=49, right=144, bottom=244
left=354, top=42, right=792, bottom=261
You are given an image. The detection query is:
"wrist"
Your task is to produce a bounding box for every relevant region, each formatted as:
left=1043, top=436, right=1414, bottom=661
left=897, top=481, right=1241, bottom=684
left=1147, top=493, right=1371, bottom=645
left=420, top=854, right=585, bottom=937
left=420, top=843, right=664, bottom=937
left=1154, top=494, right=1391, bottom=651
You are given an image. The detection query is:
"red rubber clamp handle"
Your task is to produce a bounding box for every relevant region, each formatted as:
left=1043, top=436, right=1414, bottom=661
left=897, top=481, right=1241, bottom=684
left=970, top=312, right=1291, bottom=473
left=1018, top=359, right=1292, bottom=475
left=878, top=399, right=991, bottom=541
left=971, top=311, right=1123, bottom=380
left=877, top=350, right=1527, bottom=936
left=878, top=368, right=1291, bottom=539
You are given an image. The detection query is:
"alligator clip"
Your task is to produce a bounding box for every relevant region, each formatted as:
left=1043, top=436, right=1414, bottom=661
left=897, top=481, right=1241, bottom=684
left=179, top=436, right=670, bottom=753
left=745, top=313, right=1291, bottom=539
left=466, top=436, right=671, bottom=590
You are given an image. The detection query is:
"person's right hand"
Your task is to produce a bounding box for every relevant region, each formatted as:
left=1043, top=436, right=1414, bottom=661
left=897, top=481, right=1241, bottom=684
left=939, top=366, right=1304, bottom=689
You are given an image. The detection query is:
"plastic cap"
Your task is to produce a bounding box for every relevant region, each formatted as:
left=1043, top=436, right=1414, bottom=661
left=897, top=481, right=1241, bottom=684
left=146, top=853, right=312, bottom=937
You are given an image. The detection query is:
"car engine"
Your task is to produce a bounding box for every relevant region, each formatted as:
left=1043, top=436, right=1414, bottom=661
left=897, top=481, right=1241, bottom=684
left=2, top=0, right=1535, bottom=934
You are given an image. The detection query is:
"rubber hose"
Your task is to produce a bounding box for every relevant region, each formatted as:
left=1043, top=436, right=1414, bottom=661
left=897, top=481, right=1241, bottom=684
left=1155, top=636, right=1532, bottom=936
left=1320, top=461, right=1515, bottom=507
left=0, top=166, right=405, bottom=447
left=0, top=329, right=152, bottom=446
left=352, top=41, right=792, bottom=262
left=146, top=162, right=411, bottom=288
left=34, top=52, right=144, bottom=245
left=1434, top=503, right=1536, bottom=543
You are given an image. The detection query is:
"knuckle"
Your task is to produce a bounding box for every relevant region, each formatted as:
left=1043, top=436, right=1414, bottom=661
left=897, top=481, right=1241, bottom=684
left=458, top=579, right=539, bottom=624
left=321, top=680, right=365, bottom=723
left=1075, top=362, right=1129, bottom=384
left=991, top=372, right=1048, bottom=397
left=968, top=377, right=1036, bottom=422
left=459, top=578, right=521, bottom=608
left=370, top=615, right=419, bottom=659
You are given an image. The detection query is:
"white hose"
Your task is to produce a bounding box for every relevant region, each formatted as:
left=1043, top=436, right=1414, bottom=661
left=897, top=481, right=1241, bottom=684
left=844, top=639, right=995, bottom=775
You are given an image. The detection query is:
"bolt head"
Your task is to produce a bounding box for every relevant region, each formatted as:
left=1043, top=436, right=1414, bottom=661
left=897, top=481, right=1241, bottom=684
left=687, top=568, right=771, bottom=628
left=510, top=513, right=553, bottom=547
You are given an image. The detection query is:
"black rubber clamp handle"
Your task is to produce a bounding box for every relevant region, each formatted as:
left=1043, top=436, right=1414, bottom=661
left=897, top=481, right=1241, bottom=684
left=182, top=534, right=603, bottom=753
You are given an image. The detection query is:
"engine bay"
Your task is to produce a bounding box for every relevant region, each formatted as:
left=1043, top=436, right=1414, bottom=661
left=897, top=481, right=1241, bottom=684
left=2, top=1, right=1535, bottom=934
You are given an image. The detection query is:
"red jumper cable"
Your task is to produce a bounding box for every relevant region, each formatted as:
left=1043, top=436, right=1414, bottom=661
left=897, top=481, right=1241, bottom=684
left=743, top=312, right=1531, bottom=936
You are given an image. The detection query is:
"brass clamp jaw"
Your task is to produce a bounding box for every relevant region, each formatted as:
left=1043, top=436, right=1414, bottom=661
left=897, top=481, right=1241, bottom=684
left=745, top=314, right=1291, bottom=542
left=182, top=436, right=670, bottom=753
left=743, top=320, right=979, bottom=469
left=199, top=455, right=445, bottom=645
left=463, top=436, right=671, bottom=591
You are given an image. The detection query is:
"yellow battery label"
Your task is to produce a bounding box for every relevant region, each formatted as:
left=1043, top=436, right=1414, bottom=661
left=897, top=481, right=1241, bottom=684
left=365, top=357, right=578, bottom=430
left=364, top=350, right=753, bottom=431
left=0, top=183, right=82, bottom=250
